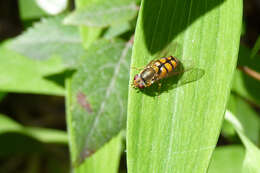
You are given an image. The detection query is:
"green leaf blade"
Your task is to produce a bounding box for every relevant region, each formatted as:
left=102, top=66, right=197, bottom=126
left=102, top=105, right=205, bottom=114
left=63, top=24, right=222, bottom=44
left=8, top=16, right=85, bottom=69
left=0, top=46, right=64, bottom=95
left=127, top=0, right=242, bottom=172
left=64, top=0, right=138, bottom=27
left=75, top=0, right=104, bottom=49
left=225, top=111, right=260, bottom=173
left=66, top=39, right=131, bottom=165
left=250, top=36, right=260, bottom=59
left=76, top=133, right=122, bottom=173
left=0, top=114, right=67, bottom=144
left=228, top=94, right=260, bottom=144
left=208, top=146, right=245, bottom=173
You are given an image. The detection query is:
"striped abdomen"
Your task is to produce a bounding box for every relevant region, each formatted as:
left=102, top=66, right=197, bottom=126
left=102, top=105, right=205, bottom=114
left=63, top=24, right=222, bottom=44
left=152, top=56, right=178, bottom=79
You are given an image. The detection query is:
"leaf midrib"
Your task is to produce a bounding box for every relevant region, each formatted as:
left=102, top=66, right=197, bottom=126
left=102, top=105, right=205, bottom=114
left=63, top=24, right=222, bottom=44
left=84, top=40, right=132, bottom=147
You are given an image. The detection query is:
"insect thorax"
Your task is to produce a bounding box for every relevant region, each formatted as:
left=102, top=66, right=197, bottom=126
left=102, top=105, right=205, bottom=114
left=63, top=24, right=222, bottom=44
left=141, top=67, right=156, bottom=82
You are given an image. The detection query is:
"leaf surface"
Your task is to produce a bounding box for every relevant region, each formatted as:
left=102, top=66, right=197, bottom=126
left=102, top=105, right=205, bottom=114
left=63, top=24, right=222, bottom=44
left=0, top=45, right=64, bottom=95
left=74, top=0, right=104, bottom=49
left=76, top=133, right=122, bottom=173
left=208, top=146, right=245, bottom=173
left=64, top=0, right=138, bottom=27
left=127, top=0, right=242, bottom=172
left=228, top=94, right=260, bottom=145
left=66, top=39, right=131, bottom=165
left=103, top=22, right=132, bottom=39
left=8, top=16, right=85, bottom=69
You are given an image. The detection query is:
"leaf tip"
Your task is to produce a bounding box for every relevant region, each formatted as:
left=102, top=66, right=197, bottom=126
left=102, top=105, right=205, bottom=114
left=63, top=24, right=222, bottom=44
left=73, top=149, right=96, bottom=167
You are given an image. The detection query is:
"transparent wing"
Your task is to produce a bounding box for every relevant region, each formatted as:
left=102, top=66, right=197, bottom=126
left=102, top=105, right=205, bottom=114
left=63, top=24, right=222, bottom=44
left=155, top=41, right=182, bottom=58
left=150, top=41, right=194, bottom=73
left=133, top=41, right=194, bottom=76
left=163, top=58, right=194, bottom=79
left=177, top=58, right=194, bottom=72
left=134, top=41, right=181, bottom=71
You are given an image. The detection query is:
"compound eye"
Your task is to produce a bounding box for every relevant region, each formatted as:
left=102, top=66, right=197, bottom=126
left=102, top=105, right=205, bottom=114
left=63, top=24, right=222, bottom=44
left=134, top=74, right=139, bottom=81
left=139, top=84, right=145, bottom=89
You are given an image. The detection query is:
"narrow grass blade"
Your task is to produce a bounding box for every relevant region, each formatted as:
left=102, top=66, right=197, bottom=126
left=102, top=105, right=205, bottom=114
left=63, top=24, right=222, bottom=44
left=0, top=114, right=67, bottom=144
left=127, top=0, right=242, bottom=172
left=225, top=111, right=260, bottom=173
left=250, top=36, right=260, bottom=59
left=228, top=94, right=260, bottom=145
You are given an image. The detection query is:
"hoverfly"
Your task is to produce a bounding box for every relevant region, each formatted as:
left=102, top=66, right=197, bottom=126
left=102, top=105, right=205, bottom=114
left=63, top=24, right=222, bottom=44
left=133, top=56, right=180, bottom=89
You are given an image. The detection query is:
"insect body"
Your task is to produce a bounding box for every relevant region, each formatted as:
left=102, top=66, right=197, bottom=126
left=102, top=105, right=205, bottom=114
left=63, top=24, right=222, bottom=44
left=133, top=56, right=179, bottom=89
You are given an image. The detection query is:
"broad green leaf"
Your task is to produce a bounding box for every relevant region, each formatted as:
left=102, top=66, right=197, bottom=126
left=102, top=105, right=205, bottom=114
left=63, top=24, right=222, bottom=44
left=127, top=0, right=242, bottom=173
left=225, top=111, right=260, bottom=173
left=76, top=132, right=122, bottom=173
left=0, top=45, right=64, bottom=95
left=19, top=0, right=48, bottom=20
left=228, top=94, right=260, bottom=145
left=208, top=146, right=245, bottom=173
left=250, top=36, right=260, bottom=59
left=66, top=39, right=131, bottom=166
left=103, top=22, right=132, bottom=39
left=67, top=4, right=129, bottom=173
left=8, top=16, right=85, bottom=69
left=232, top=45, right=260, bottom=106
left=63, top=0, right=138, bottom=27
left=0, top=114, right=67, bottom=144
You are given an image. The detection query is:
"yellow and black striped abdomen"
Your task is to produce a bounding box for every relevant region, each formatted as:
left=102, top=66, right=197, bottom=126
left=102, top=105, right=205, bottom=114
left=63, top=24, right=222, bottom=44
left=152, top=56, right=178, bottom=79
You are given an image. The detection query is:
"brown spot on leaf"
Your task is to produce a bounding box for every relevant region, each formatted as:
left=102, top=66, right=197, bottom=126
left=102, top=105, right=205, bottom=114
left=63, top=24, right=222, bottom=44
left=77, top=92, right=93, bottom=113
left=83, top=149, right=96, bottom=158
left=74, top=149, right=96, bottom=167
